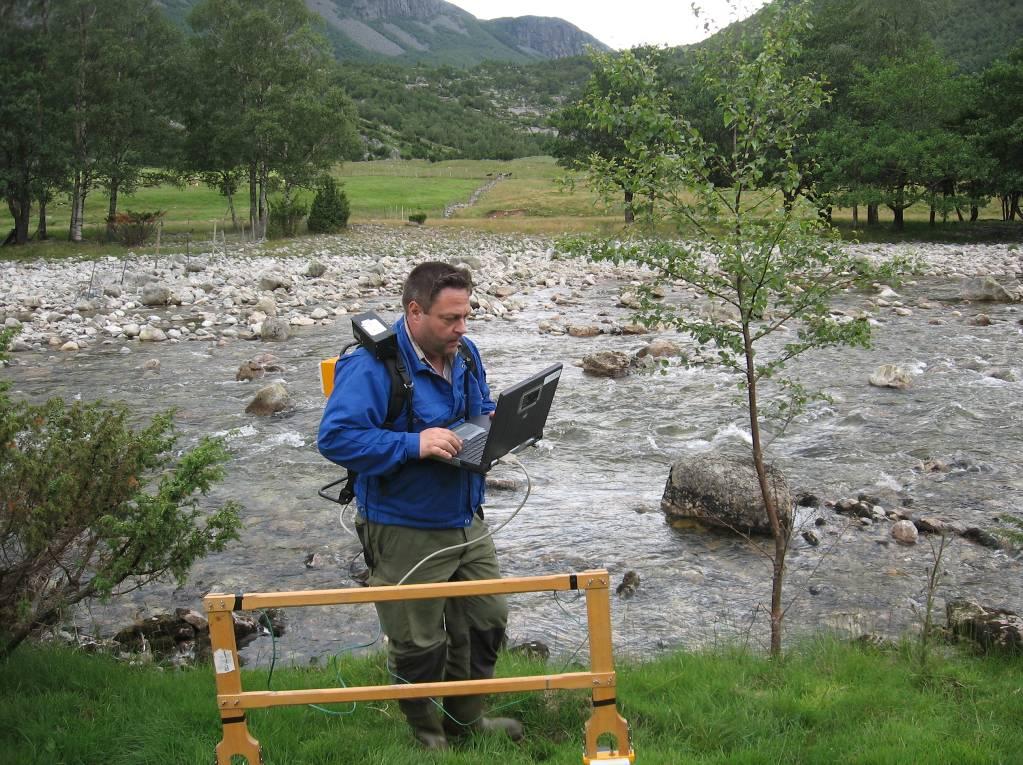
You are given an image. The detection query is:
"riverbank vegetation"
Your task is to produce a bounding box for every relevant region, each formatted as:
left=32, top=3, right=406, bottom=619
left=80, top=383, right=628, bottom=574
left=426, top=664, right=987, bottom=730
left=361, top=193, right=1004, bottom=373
left=1, top=638, right=1021, bottom=764
left=0, top=330, right=241, bottom=658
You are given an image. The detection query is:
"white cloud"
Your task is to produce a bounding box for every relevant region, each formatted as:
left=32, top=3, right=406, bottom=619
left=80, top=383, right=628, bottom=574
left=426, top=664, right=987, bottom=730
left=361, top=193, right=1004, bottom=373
left=453, top=0, right=770, bottom=49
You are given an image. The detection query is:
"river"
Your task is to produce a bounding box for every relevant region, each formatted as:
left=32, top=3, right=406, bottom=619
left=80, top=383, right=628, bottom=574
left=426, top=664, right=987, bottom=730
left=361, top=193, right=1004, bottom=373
left=3, top=238, right=1022, bottom=666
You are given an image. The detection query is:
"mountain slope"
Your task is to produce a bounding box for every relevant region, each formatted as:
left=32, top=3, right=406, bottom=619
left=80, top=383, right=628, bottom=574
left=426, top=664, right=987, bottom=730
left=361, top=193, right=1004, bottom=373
left=159, top=0, right=609, bottom=65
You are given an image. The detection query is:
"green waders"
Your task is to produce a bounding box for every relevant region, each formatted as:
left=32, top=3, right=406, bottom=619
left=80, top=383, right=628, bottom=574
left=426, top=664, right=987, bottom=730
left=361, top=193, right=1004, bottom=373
left=356, top=514, right=508, bottom=741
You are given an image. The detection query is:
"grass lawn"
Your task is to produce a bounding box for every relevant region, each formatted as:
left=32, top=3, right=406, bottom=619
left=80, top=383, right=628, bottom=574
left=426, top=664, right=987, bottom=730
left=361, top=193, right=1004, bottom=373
left=2, top=639, right=1022, bottom=764
left=1, top=158, right=1020, bottom=262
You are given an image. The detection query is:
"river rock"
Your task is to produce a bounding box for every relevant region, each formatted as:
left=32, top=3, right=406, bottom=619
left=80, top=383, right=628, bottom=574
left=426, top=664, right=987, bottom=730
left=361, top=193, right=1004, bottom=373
left=567, top=324, right=601, bottom=338
left=260, top=317, right=290, bottom=341
left=661, top=453, right=793, bottom=536
left=621, top=323, right=648, bottom=335
left=914, top=516, right=946, bottom=534
left=636, top=338, right=681, bottom=358
left=141, top=284, right=171, bottom=306
left=304, top=260, right=326, bottom=278
left=891, top=520, right=918, bottom=545
left=245, top=382, right=290, bottom=416
left=959, top=276, right=1017, bottom=302
left=968, top=313, right=992, bottom=326
left=139, top=325, right=167, bottom=342
left=255, top=296, right=277, bottom=317
left=258, top=272, right=290, bottom=292
left=60, top=340, right=79, bottom=351
left=508, top=640, right=550, bottom=661
left=616, top=571, right=641, bottom=599
left=869, top=364, right=912, bottom=389
left=236, top=360, right=267, bottom=382
left=582, top=350, right=631, bottom=378
left=961, top=527, right=1002, bottom=549
left=946, top=598, right=1023, bottom=651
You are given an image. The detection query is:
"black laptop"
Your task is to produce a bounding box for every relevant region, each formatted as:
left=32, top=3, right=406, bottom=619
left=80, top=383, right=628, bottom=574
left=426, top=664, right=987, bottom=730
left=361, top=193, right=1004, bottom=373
left=430, top=363, right=563, bottom=474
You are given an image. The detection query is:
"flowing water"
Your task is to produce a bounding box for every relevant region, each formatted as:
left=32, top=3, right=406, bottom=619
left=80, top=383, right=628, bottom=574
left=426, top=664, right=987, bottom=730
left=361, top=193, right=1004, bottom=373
left=4, top=274, right=1023, bottom=665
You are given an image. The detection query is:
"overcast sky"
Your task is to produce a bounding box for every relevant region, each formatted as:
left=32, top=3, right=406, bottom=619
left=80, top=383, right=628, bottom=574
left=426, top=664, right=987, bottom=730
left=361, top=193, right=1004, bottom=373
left=453, top=1, right=771, bottom=49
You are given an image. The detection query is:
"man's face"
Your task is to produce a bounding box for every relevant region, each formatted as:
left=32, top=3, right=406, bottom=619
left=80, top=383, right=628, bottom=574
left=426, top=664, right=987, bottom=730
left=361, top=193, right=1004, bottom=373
left=408, top=287, right=471, bottom=359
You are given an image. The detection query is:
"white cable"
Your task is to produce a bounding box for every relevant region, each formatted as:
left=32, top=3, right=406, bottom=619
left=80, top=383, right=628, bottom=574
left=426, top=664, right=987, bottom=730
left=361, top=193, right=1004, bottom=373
left=337, top=498, right=357, bottom=539
left=396, top=451, right=532, bottom=587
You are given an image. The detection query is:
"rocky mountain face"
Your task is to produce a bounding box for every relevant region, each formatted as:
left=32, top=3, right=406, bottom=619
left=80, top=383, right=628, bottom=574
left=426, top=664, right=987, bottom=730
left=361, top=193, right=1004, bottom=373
left=306, top=0, right=608, bottom=64
left=484, top=15, right=610, bottom=59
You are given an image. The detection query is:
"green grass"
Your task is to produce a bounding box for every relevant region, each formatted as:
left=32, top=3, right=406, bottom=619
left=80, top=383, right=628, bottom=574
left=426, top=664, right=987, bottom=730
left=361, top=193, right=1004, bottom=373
left=2, top=158, right=1020, bottom=262
left=2, top=639, right=1022, bottom=764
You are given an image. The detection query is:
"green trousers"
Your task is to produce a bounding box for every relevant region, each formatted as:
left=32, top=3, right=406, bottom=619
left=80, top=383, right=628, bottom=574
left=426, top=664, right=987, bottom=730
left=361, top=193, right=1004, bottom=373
left=356, top=515, right=508, bottom=734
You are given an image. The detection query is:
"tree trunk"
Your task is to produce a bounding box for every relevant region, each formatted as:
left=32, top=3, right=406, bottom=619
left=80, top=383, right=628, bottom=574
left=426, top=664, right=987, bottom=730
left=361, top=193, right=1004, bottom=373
left=1002, top=194, right=1010, bottom=221
left=970, top=204, right=979, bottom=223
left=258, top=163, right=269, bottom=239
left=106, top=177, right=120, bottom=240
left=891, top=205, right=905, bottom=230
left=623, top=189, right=635, bottom=224
left=68, top=170, right=86, bottom=240
left=226, top=188, right=238, bottom=232
left=1012, top=192, right=1022, bottom=221
left=248, top=163, right=258, bottom=239
left=929, top=204, right=936, bottom=226
left=852, top=205, right=859, bottom=227
left=867, top=203, right=879, bottom=225
left=6, top=192, right=31, bottom=246
left=737, top=278, right=786, bottom=658
left=36, top=193, right=48, bottom=240
left=889, top=187, right=907, bottom=230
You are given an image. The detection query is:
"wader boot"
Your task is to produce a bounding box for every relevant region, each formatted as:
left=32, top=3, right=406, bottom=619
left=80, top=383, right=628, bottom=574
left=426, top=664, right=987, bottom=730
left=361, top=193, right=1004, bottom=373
left=392, top=644, right=449, bottom=750
left=442, top=626, right=523, bottom=742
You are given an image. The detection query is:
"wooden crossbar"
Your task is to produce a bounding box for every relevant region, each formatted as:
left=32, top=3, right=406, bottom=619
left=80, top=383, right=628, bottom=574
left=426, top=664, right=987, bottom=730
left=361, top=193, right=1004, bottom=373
left=205, top=570, right=634, bottom=764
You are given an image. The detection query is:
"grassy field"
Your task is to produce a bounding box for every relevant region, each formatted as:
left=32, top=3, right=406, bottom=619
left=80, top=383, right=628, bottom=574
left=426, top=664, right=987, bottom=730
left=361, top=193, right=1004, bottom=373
left=2, top=639, right=1022, bottom=764
left=0, top=158, right=1019, bottom=261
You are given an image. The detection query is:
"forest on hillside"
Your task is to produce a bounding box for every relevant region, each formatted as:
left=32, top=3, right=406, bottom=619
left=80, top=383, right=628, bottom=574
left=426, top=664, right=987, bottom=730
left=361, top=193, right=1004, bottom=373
left=2, top=0, right=1021, bottom=245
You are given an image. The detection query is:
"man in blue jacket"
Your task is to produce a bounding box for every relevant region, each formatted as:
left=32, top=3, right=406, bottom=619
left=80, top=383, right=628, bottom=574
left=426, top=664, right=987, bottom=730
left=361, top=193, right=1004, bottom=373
left=318, top=262, right=522, bottom=750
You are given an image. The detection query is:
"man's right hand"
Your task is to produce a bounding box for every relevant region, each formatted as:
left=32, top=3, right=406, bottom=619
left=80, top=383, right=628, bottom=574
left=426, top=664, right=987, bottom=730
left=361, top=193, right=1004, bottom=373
left=419, top=427, right=463, bottom=459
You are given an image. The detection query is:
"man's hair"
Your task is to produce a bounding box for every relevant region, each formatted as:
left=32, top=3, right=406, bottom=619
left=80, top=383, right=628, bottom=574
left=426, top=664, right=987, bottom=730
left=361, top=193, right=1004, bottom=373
left=402, top=261, right=473, bottom=313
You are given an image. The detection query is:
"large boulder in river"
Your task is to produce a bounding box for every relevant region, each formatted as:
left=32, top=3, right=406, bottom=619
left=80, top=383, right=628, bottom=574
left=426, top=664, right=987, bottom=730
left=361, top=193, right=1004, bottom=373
left=245, top=383, right=290, bottom=416
left=582, top=350, right=631, bottom=378
left=260, top=317, right=290, bottom=342
left=947, top=598, right=1023, bottom=651
left=661, top=453, right=793, bottom=536
left=869, top=364, right=912, bottom=389
left=959, top=276, right=1018, bottom=302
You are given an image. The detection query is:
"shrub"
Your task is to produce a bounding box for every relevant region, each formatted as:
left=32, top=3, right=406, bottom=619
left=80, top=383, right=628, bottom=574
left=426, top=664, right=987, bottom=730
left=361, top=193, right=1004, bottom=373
left=106, top=210, right=165, bottom=247
left=0, top=331, right=241, bottom=657
left=267, top=195, right=309, bottom=239
left=306, top=177, right=350, bottom=234
left=408, top=212, right=427, bottom=225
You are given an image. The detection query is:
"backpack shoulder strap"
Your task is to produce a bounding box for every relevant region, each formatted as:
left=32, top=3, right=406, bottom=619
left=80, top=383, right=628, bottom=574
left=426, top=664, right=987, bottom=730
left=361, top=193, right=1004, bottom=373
left=382, top=353, right=414, bottom=431
left=457, top=341, right=478, bottom=376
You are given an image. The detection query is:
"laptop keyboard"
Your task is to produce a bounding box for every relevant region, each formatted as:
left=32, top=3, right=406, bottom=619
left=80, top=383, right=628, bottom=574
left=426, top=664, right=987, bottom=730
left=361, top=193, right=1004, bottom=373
left=459, top=432, right=488, bottom=464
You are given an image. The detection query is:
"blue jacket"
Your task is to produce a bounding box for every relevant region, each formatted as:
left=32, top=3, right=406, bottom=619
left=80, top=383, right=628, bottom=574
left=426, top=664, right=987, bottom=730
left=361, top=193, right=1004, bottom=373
left=317, top=316, right=495, bottom=529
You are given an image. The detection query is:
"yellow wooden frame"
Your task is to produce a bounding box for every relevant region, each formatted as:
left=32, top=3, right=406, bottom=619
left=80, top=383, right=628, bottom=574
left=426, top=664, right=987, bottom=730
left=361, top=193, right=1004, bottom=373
left=205, top=569, right=634, bottom=764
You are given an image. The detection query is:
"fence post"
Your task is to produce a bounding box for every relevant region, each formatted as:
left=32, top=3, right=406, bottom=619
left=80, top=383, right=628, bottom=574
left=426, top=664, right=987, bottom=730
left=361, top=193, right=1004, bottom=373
left=208, top=599, right=262, bottom=765
left=584, top=574, right=632, bottom=760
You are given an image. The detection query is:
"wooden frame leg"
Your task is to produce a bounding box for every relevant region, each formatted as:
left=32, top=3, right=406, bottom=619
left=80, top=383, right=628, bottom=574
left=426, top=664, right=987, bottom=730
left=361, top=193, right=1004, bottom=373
left=215, top=715, right=262, bottom=765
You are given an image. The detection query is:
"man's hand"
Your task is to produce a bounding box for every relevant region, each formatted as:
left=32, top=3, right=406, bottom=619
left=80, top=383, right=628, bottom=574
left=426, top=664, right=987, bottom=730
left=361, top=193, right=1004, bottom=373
left=419, top=427, right=463, bottom=459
